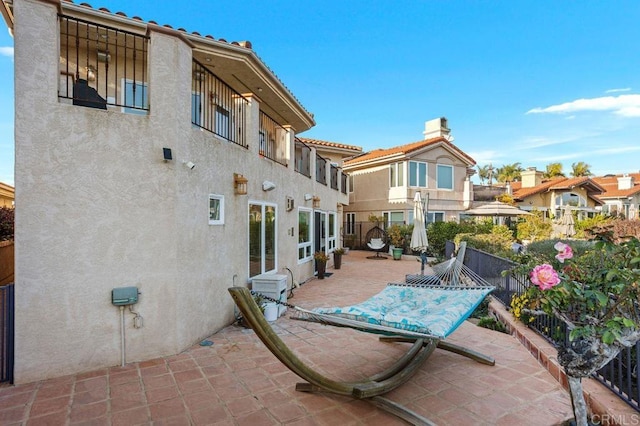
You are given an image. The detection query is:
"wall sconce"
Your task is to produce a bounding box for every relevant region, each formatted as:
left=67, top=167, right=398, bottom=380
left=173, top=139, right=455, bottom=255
left=86, top=65, right=96, bottom=81
left=304, top=193, right=313, bottom=201
left=97, top=50, right=111, bottom=63
left=182, top=161, right=196, bottom=170
left=312, top=196, right=321, bottom=208
left=234, top=173, right=248, bottom=195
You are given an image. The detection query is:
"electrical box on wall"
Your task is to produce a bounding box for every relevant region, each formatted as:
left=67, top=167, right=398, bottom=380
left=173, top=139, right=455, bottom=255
left=112, top=286, right=139, bottom=306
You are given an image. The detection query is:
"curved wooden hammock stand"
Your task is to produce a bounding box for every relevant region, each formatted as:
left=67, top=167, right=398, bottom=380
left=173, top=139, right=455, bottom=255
left=228, top=286, right=495, bottom=426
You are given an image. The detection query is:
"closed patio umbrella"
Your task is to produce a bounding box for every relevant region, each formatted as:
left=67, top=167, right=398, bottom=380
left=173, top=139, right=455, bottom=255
left=559, top=206, right=576, bottom=238
left=410, top=192, right=429, bottom=274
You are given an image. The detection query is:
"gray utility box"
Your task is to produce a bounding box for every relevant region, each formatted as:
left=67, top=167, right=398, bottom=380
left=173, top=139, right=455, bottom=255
left=251, top=273, right=288, bottom=317
left=112, top=286, right=139, bottom=306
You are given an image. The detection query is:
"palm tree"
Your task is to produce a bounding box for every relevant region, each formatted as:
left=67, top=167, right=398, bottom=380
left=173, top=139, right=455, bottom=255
left=544, top=162, right=565, bottom=178
left=477, top=164, right=489, bottom=185
left=495, top=163, right=523, bottom=183
left=570, top=162, right=593, bottom=177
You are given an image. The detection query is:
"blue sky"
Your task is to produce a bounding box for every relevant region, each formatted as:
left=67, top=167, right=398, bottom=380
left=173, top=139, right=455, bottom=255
left=2, top=0, right=640, bottom=186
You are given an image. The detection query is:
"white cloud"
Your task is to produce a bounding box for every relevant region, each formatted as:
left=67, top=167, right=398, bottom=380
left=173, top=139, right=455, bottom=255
left=605, top=88, right=631, bottom=93
left=0, top=46, right=13, bottom=58
left=526, top=94, right=640, bottom=117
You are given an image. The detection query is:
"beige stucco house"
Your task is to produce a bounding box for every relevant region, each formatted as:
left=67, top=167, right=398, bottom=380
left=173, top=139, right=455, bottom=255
left=342, top=118, right=476, bottom=247
left=2, top=0, right=352, bottom=383
left=0, top=182, right=14, bottom=207
left=592, top=173, right=640, bottom=219
left=510, top=168, right=604, bottom=218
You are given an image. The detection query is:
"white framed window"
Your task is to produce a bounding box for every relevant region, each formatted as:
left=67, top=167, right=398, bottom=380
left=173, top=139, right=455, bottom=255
left=389, top=162, right=404, bottom=188
left=409, top=161, right=427, bottom=187
left=345, top=213, right=356, bottom=235
left=328, top=212, right=337, bottom=251
left=436, top=164, right=453, bottom=190
left=298, top=208, right=312, bottom=262
left=249, top=202, right=277, bottom=277
left=121, top=79, right=148, bottom=115
left=208, top=194, right=224, bottom=225
left=427, top=212, right=445, bottom=223
left=383, top=211, right=405, bottom=226
left=349, top=175, right=354, bottom=193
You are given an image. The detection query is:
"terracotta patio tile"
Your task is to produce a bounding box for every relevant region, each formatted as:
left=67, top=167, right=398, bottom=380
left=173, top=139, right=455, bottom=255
left=267, top=401, right=306, bottom=423
left=0, top=405, right=28, bottom=424
left=146, top=385, right=180, bottom=404
left=72, top=388, right=108, bottom=405
left=234, top=408, right=278, bottom=426
left=110, top=392, right=146, bottom=412
left=142, top=374, right=175, bottom=389
left=69, top=400, right=108, bottom=422
left=225, top=394, right=262, bottom=417
left=0, top=390, right=33, bottom=408
left=148, top=396, right=186, bottom=420
left=26, top=410, right=69, bottom=426
left=111, top=406, right=150, bottom=426
left=28, top=395, right=71, bottom=417
left=110, top=380, right=142, bottom=398
left=190, top=405, right=231, bottom=425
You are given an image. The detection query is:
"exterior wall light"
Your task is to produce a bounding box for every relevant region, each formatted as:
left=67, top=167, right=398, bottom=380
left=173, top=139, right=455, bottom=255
left=234, top=173, right=248, bottom=195
left=312, top=196, right=321, bottom=208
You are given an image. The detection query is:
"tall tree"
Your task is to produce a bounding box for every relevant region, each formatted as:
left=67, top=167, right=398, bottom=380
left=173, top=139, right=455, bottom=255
left=544, top=162, right=565, bottom=178
left=477, top=164, right=489, bottom=185
left=496, top=163, right=523, bottom=183
left=571, top=162, right=593, bottom=177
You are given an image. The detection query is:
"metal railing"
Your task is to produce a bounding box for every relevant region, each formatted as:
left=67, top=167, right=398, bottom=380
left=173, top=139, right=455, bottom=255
left=295, top=139, right=311, bottom=177
left=259, top=112, right=288, bottom=166
left=59, top=15, right=149, bottom=112
left=0, top=283, right=14, bottom=384
left=460, top=243, right=640, bottom=411
left=192, top=60, right=249, bottom=148
left=341, top=172, right=348, bottom=194
left=316, top=154, right=327, bottom=185
left=330, top=164, right=339, bottom=190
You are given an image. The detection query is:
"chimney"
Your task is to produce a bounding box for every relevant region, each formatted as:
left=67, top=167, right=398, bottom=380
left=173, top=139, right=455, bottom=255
left=618, top=174, right=634, bottom=190
left=521, top=167, right=543, bottom=188
left=423, top=117, right=451, bottom=140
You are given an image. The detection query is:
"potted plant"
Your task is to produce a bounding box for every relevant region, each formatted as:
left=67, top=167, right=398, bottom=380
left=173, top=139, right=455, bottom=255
left=509, top=236, right=640, bottom=426
left=314, top=251, right=329, bottom=279
left=333, top=248, right=345, bottom=269
left=387, top=225, right=405, bottom=260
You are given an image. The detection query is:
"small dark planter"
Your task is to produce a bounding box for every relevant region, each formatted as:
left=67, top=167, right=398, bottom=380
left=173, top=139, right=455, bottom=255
left=316, top=261, right=326, bottom=279
left=334, top=253, right=342, bottom=269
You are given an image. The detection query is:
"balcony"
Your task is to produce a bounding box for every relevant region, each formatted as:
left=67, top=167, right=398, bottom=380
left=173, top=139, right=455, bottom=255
left=259, top=112, right=288, bottom=166
left=58, top=15, right=149, bottom=113
left=192, top=60, right=249, bottom=148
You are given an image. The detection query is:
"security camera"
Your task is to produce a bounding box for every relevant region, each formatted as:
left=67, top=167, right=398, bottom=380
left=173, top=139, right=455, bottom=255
left=262, top=181, right=276, bottom=191
left=183, top=161, right=196, bottom=170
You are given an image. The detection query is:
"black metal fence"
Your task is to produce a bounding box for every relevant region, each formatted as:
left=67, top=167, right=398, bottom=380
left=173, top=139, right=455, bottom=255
left=458, top=242, right=640, bottom=411
left=0, top=283, right=14, bottom=384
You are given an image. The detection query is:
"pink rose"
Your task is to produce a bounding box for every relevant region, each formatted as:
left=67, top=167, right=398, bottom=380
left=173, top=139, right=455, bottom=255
left=554, top=242, right=573, bottom=263
left=530, top=264, right=561, bottom=290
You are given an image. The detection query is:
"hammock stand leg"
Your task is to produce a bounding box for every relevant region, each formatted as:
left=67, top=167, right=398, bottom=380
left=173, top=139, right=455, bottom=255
left=228, top=287, right=438, bottom=425
left=379, top=336, right=495, bottom=366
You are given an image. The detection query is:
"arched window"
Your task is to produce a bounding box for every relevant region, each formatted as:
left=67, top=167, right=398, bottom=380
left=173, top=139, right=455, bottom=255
left=554, top=192, right=586, bottom=217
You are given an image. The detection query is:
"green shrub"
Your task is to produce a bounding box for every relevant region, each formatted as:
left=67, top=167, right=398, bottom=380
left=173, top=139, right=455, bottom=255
left=525, top=239, right=594, bottom=260
left=574, top=214, right=610, bottom=239
left=427, top=218, right=494, bottom=256
left=516, top=210, right=551, bottom=242
left=456, top=225, right=515, bottom=258
left=0, top=206, right=14, bottom=241
left=477, top=316, right=508, bottom=334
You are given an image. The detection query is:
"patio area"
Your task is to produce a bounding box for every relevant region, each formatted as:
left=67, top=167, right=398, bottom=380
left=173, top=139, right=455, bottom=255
left=0, top=250, right=600, bottom=425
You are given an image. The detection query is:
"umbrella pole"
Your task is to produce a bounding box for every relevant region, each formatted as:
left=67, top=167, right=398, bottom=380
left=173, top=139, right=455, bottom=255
left=420, top=251, right=426, bottom=275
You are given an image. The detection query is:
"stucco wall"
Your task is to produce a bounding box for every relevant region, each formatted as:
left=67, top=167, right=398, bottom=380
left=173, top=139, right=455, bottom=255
left=346, top=146, right=471, bottom=223
left=12, top=0, right=342, bottom=383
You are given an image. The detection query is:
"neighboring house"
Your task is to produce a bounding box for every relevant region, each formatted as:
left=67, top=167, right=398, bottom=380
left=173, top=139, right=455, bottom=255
left=3, top=0, right=349, bottom=383
left=592, top=173, right=640, bottom=219
left=0, top=182, right=14, bottom=207
left=510, top=168, right=604, bottom=219
left=342, top=117, right=476, bottom=246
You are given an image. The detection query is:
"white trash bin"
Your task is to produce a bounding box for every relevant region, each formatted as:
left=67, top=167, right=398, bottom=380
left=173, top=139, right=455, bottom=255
left=264, top=303, right=278, bottom=322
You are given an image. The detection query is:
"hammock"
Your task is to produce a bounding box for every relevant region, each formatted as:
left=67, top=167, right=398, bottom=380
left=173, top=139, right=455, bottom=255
left=228, top=243, right=494, bottom=425
left=295, top=283, right=494, bottom=340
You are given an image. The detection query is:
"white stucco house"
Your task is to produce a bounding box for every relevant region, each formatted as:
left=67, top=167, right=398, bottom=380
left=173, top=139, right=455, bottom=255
left=2, top=0, right=352, bottom=383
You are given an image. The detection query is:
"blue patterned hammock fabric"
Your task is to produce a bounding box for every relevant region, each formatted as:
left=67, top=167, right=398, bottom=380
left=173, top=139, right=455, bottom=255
left=302, top=283, right=494, bottom=339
